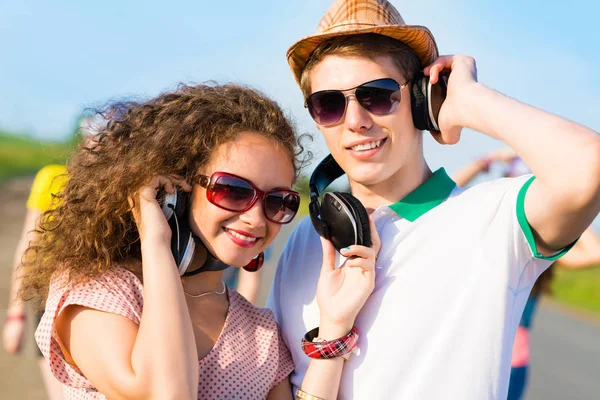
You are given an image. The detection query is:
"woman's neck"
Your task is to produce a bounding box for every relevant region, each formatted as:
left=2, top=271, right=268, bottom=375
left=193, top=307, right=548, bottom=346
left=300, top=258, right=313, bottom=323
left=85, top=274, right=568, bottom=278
left=181, top=270, right=226, bottom=296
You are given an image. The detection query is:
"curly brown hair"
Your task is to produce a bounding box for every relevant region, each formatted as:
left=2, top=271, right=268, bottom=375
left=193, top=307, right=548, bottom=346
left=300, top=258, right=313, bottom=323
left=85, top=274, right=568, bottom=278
left=20, top=83, right=308, bottom=302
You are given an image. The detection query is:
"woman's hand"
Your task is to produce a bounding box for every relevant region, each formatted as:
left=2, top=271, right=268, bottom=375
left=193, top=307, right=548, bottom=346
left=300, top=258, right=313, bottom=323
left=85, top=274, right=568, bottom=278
left=316, top=217, right=381, bottom=339
left=423, top=54, right=479, bottom=145
left=128, top=175, right=192, bottom=245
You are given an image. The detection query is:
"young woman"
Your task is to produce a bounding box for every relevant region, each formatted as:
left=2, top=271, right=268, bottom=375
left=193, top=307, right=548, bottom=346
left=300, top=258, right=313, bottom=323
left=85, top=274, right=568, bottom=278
left=19, top=83, right=379, bottom=399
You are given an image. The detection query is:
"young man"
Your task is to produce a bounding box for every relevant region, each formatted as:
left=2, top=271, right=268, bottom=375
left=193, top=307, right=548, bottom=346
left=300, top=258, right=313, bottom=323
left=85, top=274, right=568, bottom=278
left=267, top=0, right=600, bottom=399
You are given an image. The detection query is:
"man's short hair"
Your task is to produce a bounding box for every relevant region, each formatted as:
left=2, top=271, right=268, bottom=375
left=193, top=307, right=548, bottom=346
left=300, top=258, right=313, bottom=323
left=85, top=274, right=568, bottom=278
left=300, top=33, right=421, bottom=98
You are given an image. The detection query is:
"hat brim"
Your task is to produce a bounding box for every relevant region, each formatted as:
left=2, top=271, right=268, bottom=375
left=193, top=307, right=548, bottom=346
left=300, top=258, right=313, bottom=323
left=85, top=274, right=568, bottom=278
left=287, top=24, right=439, bottom=86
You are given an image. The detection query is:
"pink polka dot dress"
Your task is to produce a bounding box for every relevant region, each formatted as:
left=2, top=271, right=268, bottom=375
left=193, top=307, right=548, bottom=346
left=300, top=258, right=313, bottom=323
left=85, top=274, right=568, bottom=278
left=35, top=267, right=294, bottom=399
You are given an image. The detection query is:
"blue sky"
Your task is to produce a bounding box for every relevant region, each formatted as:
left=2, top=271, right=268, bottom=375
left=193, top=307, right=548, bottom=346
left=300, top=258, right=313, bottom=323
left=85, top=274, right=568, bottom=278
left=1, top=0, right=599, bottom=178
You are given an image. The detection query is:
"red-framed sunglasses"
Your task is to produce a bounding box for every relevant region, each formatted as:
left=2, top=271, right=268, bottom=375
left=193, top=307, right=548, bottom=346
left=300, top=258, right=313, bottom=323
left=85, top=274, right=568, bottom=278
left=196, top=172, right=301, bottom=224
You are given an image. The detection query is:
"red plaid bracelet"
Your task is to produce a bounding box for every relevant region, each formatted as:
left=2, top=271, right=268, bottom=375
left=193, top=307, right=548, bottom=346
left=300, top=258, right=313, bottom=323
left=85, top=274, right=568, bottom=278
left=301, top=326, right=359, bottom=360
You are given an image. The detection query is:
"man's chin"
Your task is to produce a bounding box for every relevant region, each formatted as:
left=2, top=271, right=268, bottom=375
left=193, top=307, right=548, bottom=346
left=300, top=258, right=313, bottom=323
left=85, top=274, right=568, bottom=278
left=347, top=167, right=390, bottom=188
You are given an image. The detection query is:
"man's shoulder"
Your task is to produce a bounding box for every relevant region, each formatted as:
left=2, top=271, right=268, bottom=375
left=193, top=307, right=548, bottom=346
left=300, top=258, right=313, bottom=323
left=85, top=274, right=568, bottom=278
left=450, top=175, right=532, bottom=203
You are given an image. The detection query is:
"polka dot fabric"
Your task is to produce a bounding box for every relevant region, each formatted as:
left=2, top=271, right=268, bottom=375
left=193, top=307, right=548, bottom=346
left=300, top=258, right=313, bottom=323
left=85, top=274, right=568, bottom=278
left=197, top=288, right=294, bottom=399
left=35, top=267, right=294, bottom=399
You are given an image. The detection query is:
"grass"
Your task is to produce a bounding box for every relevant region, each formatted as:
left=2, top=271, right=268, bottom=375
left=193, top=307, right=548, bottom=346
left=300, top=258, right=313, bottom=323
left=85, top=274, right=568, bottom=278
left=0, top=131, right=73, bottom=182
left=551, top=264, right=600, bottom=315
left=297, top=194, right=310, bottom=217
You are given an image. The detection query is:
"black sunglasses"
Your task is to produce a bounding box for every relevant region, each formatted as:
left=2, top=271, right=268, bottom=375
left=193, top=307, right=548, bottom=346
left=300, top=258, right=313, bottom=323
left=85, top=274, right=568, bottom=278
left=196, top=171, right=301, bottom=224
left=305, top=78, right=409, bottom=126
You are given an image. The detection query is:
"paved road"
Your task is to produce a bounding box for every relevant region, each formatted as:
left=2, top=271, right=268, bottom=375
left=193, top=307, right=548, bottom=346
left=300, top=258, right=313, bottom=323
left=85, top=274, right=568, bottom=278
left=1, top=177, right=598, bottom=399
left=526, top=302, right=600, bottom=400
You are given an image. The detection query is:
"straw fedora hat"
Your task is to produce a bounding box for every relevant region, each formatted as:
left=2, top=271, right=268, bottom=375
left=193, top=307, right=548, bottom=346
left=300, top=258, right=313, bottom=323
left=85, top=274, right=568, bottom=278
left=287, top=0, right=439, bottom=85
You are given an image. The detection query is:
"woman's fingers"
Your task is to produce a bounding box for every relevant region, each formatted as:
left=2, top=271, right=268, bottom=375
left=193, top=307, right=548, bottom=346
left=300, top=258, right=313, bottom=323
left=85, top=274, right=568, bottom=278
left=320, top=236, right=337, bottom=275
left=341, top=256, right=376, bottom=273
left=340, top=247, right=377, bottom=274
left=139, top=174, right=191, bottom=202
left=166, top=174, right=192, bottom=192
left=340, top=245, right=375, bottom=260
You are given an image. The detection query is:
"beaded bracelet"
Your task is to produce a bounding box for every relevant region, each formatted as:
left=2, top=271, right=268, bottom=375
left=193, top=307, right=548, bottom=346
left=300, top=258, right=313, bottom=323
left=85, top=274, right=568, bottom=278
left=301, top=325, right=359, bottom=360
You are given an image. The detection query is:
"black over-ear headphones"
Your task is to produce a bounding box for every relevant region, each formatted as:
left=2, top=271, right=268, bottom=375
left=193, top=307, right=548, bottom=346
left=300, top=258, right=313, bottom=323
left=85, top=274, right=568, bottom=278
left=410, top=71, right=448, bottom=132
left=309, top=155, right=371, bottom=252
left=161, top=191, right=229, bottom=277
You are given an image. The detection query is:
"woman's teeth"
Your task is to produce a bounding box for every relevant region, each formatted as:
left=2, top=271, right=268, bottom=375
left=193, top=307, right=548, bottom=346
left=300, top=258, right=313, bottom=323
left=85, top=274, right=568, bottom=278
left=229, top=230, right=258, bottom=242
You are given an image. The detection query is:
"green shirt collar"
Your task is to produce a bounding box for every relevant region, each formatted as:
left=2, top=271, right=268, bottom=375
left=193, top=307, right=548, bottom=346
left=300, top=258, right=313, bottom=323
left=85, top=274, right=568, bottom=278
left=388, top=168, right=456, bottom=222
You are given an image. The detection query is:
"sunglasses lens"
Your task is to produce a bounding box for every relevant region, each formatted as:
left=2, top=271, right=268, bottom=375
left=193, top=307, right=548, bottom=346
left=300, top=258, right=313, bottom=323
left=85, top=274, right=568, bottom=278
left=355, top=79, right=400, bottom=115
left=264, top=191, right=300, bottom=223
left=307, top=91, right=347, bottom=126
left=207, top=173, right=300, bottom=224
left=209, top=175, right=255, bottom=211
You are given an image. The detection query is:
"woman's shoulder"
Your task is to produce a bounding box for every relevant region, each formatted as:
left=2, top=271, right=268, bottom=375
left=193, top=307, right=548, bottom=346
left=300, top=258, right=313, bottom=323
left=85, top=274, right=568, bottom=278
left=46, top=265, right=144, bottom=322
left=228, top=289, right=277, bottom=328
left=36, top=265, right=144, bottom=394
left=49, top=265, right=142, bottom=292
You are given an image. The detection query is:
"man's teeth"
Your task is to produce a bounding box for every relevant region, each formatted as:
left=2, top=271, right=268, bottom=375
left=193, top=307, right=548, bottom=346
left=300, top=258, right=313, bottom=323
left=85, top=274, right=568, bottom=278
left=351, top=139, right=382, bottom=151
left=229, top=230, right=258, bottom=242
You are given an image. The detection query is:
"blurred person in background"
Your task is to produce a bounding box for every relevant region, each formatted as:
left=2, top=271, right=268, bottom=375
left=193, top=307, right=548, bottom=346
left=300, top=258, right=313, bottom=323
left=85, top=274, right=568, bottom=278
left=2, top=163, right=68, bottom=400
left=453, top=147, right=600, bottom=400
left=2, top=115, right=101, bottom=400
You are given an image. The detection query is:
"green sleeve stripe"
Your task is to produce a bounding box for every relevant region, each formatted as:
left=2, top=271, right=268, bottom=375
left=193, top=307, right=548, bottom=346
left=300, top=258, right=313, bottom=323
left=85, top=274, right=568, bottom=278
left=516, top=176, right=575, bottom=260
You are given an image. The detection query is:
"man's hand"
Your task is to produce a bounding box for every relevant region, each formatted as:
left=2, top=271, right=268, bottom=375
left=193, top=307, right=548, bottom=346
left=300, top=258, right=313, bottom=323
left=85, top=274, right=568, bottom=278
left=423, top=55, right=479, bottom=145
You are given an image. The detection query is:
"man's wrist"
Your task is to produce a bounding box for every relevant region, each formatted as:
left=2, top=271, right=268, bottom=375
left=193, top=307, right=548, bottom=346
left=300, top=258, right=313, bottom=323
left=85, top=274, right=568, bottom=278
left=456, top=81, right=488, bottom=131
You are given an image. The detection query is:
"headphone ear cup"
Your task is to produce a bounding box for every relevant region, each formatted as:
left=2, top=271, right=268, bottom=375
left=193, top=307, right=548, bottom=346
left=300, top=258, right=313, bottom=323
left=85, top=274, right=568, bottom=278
left=410, top=73, right=429, bottom=131
left=336, top=192, right=371, bottom=248
left=428, top=75, right=447, bottom=132
left=163, top=190, right=195, bottom=274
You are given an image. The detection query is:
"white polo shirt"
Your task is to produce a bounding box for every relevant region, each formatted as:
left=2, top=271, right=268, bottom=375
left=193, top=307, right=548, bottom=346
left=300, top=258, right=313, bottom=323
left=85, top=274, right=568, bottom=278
left=267, top=168, right=569, bottom=400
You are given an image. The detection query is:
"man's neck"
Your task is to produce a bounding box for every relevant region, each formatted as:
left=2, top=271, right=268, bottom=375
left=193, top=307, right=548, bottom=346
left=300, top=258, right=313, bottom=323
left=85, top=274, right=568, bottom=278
left=349, top=160, right=433, bottom=213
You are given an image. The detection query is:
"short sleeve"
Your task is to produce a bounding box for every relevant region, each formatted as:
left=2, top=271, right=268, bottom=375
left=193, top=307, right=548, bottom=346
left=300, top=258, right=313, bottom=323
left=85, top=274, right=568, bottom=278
left=26, top=165, right=69, bottom=212
left=471, top=175, right=557, bottom=290
left=516, top=176, right=576, bottom=260
left=35, top=267, right=144, bottom=389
